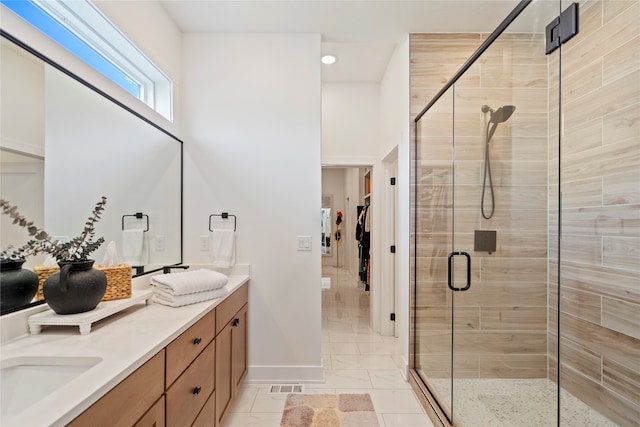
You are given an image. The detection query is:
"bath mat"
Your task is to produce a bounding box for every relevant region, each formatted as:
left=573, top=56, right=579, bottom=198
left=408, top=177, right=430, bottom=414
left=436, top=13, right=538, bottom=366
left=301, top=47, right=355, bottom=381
left=280, top=393, right=380, bottom=427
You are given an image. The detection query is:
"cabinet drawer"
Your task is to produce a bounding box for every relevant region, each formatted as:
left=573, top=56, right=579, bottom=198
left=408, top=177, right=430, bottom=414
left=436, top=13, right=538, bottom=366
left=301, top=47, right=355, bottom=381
left=216, top=283, right=248, bottom=334
left=166, top=309, right=215, bottom=386
left=166, top=340, right=216, bottom=427
left=134, top=396, right=165, bottom=427
left=68, top=350, right=165, bottom=427
left=192, top=390, right=215, bottom=427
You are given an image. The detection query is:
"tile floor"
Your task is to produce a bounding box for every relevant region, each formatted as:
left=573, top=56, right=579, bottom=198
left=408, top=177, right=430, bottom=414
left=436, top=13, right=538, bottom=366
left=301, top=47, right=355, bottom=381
left=222, top=266, right=433, bottom=427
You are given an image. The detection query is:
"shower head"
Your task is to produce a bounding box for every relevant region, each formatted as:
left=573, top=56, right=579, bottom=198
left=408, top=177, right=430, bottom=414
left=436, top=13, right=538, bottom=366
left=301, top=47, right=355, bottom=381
left=481, top=104, right=516, bottom=123
left=482, top=104, right=516, bottom=141
left=490, top=105, right=516, bottom=123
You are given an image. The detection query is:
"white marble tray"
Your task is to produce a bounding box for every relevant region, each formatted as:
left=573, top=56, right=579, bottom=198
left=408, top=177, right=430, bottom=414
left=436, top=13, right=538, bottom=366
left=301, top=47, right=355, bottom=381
left=28, top=290, right=153, bottom=335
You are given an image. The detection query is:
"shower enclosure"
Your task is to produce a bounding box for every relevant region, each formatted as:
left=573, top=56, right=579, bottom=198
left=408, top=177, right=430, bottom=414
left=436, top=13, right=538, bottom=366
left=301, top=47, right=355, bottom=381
left=410, top=0, right=639, bottom=426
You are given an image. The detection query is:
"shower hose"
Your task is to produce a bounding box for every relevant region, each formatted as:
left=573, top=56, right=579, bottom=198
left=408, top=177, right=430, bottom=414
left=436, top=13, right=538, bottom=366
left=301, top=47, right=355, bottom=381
left=481, top=119, right=495, bottom=220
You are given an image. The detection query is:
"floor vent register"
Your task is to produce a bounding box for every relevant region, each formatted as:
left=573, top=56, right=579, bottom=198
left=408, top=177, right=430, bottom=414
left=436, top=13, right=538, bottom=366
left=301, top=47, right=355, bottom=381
left=269, top=384, right=304, bottom=394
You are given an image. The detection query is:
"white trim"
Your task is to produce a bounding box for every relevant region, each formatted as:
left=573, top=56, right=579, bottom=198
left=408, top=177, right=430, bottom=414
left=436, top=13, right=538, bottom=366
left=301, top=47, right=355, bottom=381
left=380, top=147, right=398, bottom=337
left=246, top=364, right=325, bottom=383
left=321, top=156, right=379, bottom=166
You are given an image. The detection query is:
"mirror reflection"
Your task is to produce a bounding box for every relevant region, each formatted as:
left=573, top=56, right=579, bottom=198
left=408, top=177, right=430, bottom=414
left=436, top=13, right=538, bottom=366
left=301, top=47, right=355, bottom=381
left=0, top=35, right=182, bottom=314
left=321, top=195, right=332, bottom=255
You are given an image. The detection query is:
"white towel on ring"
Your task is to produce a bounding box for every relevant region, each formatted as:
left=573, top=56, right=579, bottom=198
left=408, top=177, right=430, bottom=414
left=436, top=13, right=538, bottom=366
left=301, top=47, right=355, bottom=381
left=151, top=269, right=228, bottom=295
left=212, top=229, right=235, bottom=268
left=153, top=286, right=229, bottom=307
left=122, top=229, right=145, bottom=266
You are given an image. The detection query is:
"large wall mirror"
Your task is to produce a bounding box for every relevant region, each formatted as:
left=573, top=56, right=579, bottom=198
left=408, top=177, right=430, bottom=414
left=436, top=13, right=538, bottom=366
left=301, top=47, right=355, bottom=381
left=0, top=32, right=183, bottom=315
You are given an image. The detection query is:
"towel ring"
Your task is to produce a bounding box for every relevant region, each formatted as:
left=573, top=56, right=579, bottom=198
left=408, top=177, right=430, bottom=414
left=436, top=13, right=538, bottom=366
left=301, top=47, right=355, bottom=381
left=122, top=213, right=149, bottom=232
left=209, top=213, right=236, bottom=232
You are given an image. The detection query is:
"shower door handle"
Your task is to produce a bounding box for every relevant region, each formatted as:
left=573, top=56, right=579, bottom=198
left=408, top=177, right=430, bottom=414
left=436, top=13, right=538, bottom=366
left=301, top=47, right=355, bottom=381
left=448, top=252, right=471, bottom=291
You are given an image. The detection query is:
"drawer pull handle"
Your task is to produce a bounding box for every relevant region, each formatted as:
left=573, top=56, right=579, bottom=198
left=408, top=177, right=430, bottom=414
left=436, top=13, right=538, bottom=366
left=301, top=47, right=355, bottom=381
left=193, top=337, right=202, bottom=345
left=232, top=318, right=240, bottom=327
left=193, top=386, right=202, bottom=395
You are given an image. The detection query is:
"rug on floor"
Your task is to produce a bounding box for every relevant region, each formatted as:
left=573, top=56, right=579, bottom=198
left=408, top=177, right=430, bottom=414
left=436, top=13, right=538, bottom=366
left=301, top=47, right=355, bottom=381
left=280, top=393, right=380, bottom=427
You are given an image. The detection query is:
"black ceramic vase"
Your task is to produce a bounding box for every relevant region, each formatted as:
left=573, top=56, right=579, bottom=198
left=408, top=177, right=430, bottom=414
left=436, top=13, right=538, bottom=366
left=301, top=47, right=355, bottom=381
left=43, top=259, right=107, bottom=315
left=0, top=259, right=39, bottom=313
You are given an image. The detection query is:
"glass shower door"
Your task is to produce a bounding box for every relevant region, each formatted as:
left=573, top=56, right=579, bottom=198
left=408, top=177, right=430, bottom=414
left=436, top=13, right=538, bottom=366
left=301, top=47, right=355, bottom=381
left=449, top=3, right=558, bottom=425
left=413, top=85, right=455, bottom=422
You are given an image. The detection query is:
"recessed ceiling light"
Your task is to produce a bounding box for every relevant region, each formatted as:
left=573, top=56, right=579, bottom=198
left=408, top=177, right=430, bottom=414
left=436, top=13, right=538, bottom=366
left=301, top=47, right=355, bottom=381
left=321, top=54, right=337, bottom=65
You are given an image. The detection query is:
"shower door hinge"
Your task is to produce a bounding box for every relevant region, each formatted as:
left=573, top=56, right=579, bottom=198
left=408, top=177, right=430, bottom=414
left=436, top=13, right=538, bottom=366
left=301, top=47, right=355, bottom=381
left=390, top=177, right=396, bottom=185
left=546, top=2, right=579, bottom=55
left=390, top=313, right=396, bottom=321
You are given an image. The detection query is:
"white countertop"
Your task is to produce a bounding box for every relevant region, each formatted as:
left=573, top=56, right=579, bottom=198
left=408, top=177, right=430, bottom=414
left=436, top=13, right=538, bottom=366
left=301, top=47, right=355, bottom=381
left=0, top=273, right=249, bottom=427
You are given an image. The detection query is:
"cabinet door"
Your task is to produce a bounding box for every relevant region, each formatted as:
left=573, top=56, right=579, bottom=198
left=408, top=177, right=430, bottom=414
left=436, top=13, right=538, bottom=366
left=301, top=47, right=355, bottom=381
left=232, top=304, right=248, bottom=394
left=215, top=321, right=233, bottom=426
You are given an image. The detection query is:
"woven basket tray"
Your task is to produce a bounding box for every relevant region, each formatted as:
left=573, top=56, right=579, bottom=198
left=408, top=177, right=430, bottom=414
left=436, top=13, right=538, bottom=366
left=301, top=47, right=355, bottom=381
left=95, top=264, right=132, bottom=301
left=33, top=264, right=132, bottom=302
left=33, top=266, right=60, bottom=301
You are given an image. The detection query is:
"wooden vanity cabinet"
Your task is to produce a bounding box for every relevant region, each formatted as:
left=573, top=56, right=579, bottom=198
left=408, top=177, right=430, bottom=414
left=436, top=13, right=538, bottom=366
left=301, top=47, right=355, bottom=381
left=67, top=282, right=248, bottom=427
left=215, top=284, right=248, bottom=426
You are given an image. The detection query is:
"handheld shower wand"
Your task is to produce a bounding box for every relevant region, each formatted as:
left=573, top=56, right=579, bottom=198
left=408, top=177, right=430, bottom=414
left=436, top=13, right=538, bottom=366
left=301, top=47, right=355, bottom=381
left=481, top=104, right=515, bottom=219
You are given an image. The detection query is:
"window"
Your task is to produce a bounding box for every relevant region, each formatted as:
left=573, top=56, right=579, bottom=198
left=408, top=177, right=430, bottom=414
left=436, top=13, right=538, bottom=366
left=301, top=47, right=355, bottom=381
left=2, top=0, right=172, bottom=121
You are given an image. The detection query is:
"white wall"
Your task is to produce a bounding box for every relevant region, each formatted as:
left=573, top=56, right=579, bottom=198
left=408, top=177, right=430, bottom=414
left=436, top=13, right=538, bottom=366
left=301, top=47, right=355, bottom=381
left=0, top=41, right=44, bottom=156
left=378, top=39, right=410, bottom=375
left=321, top=83, right=380, bottom=165
left=181, top=33, right=323, bottom=382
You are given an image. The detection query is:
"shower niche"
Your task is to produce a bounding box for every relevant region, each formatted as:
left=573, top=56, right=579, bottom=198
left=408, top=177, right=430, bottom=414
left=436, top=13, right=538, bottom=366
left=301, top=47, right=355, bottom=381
left=410, top=1, right=640, bottom=426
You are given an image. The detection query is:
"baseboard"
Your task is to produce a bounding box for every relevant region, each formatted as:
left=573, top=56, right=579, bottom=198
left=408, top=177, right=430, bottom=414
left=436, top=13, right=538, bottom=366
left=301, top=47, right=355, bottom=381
left=246, top=364, right=325, bottom=384
left=400, top=355, right=409, bottom=381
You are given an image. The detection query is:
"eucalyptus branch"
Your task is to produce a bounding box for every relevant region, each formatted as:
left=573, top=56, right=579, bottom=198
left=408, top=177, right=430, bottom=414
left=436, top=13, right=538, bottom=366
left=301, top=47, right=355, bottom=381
left=0, top=196, right=107, bottom=262
left=0, top=199, right=64, bottom=261
left=63, top=196, right=107, bottom=261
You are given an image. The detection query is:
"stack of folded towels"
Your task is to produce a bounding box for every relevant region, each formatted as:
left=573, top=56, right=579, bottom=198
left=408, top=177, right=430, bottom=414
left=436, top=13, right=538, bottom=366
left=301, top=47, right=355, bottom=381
left=151, top=269, right=229, bottom=308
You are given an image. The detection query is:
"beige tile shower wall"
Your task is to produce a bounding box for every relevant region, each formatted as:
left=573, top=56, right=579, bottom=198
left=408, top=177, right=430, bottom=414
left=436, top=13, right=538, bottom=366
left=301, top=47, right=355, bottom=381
left=547, top=1, right=640, bottom=425
left=410, top=33, right=549, bottom=380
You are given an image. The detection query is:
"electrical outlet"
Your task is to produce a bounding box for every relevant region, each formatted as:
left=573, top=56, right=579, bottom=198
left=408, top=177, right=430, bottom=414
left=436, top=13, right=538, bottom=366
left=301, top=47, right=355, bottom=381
left=200, top=235, right=209, bottom=251
left=156, top=235, right=165, bottom=251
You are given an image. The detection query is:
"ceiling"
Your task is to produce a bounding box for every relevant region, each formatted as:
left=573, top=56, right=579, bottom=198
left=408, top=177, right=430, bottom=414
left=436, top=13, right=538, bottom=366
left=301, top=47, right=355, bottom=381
left=160, top=0, right=522, bottom=83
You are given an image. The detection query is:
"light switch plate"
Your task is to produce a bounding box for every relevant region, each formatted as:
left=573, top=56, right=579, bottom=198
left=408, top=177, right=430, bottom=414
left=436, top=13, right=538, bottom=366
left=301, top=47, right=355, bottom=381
left=297, top=236, right=312, bottom=251
left=155, top=235, right=166, bottom=251
left=199, top=235, right=209, bottom=251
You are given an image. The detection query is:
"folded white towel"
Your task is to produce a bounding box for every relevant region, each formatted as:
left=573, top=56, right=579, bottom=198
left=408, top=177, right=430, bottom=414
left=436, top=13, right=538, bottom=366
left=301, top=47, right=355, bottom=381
left=153, top=286, right=229, bottom=307
left=122, top=229, right=145, bottom=266
left=212, top=229, right=235, bottom=268
left=151, top=269, right=228, bottom=295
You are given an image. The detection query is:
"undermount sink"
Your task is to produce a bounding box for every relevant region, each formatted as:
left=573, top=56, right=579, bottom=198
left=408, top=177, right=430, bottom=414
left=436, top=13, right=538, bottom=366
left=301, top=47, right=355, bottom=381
left=0, top=356, right=102, bottom=421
